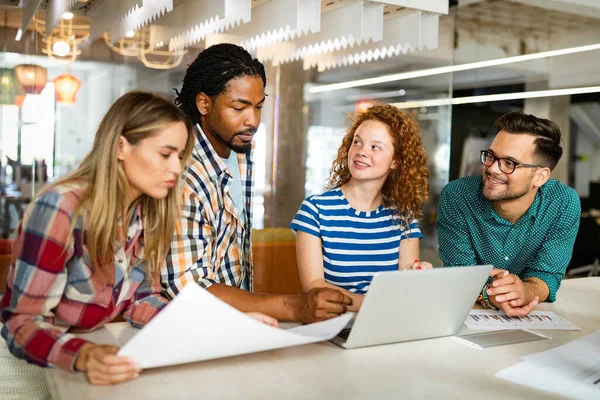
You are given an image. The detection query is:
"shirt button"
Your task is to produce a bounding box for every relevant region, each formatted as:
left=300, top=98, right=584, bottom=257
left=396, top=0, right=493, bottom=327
left=504, top=256, right=509, bottom=261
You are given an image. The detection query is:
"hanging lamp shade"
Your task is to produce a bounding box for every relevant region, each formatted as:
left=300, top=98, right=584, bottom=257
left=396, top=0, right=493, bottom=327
left=0, top=68, right=25, bottom=105
left=14, top=94, right=26, bottom=107
left=14, top=64, right=48, bottom=94
left=52, top=74, right=82, bottom=104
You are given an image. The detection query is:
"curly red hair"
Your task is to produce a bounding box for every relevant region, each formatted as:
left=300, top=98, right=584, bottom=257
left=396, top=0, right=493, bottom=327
left=328, top=104, right=430, bottom=225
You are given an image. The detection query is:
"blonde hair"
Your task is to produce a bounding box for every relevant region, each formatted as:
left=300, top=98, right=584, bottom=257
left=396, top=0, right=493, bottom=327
left=328, top=104, right=430, bottom=227
left=42, top=91, right=195, bottom=279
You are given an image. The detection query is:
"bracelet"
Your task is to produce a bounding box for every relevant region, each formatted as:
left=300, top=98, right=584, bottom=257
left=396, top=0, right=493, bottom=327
left=479, top=284, right=497, bottom=310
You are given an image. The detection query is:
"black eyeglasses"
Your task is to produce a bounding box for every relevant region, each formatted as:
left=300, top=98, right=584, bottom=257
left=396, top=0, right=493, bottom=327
left=480, top=150, right=544, bottom=175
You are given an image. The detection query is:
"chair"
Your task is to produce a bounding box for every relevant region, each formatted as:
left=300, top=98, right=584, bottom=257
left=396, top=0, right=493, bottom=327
left=251, top=228, right=303, bottom=295
left=0, top=239, right=13, bottom=292
left=566, top=216, right=600, bottom=277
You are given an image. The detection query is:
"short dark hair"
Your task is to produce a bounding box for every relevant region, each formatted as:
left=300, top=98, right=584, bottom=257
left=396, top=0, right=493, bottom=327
left=174, top=43, right=266, bottom=124
left=494, top=111, right=563, bottom=170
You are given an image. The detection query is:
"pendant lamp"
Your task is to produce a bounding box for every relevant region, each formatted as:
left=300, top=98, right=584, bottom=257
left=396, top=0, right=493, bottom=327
left=0, top=68, right=25, bottom=105
left=52, top=73, right=82, bottom=104
left=14, top=64, right=48, bottom=94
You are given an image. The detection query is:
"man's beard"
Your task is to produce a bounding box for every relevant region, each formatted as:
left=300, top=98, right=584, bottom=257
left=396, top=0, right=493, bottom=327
left=214, top=128, right=256, bottom=154
left=482, top=172, right=533, bottom=201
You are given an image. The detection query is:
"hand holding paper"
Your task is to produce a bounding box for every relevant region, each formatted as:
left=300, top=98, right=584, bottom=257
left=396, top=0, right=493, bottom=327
left=118, top=283, right=352, bottom=369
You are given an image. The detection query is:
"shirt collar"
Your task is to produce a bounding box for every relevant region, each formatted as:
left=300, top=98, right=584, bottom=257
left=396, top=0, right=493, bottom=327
left=116, top=203, right=143, bottom=244
left=194, top=124, right=228, bottom=179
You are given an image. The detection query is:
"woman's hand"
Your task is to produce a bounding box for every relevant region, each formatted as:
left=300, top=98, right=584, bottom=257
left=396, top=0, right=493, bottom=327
left=246, top=312, right=279, bottom=327
left=75, top=343, right=141, bottom=385
left=403, top=259, right=434, bottom=270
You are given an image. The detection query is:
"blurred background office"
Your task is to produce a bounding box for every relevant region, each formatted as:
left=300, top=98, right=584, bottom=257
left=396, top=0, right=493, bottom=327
left=0, top=0, right=598, bottom=291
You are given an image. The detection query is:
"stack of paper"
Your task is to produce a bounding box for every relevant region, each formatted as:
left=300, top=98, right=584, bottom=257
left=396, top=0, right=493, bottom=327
left=119, top=283, right=352, bottom=369
left=496, top=330, right=600, bottom=399
left=464, top=309, right=580, bottom=330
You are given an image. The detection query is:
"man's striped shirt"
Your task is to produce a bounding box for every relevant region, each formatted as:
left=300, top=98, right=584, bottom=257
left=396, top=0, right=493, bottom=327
left=290, top=188, right=422, bottom=294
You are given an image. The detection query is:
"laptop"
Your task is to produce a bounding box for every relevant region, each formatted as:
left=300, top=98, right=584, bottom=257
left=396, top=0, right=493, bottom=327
left=331, top=265, right=493, bottom=349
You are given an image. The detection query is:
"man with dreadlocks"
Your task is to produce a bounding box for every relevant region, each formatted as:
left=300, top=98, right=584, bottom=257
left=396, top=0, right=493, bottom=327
left=164, top=43, right=353, bottom=323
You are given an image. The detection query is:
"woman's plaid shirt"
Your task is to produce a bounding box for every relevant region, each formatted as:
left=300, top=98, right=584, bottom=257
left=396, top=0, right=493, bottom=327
left=0, top=186, right=168, bottom=371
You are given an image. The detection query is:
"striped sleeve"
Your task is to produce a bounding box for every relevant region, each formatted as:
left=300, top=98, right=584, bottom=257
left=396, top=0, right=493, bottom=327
left=289, top=196, right=321, bottom=238
left=163, top=187, right=216, bottom=299
left=0, top=191, right=90, bottom=372
left=400, top=219, right=423, bottom=240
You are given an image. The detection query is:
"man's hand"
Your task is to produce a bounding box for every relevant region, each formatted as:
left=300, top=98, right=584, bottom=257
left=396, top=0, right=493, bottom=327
left=75, top=343, right=141, bottom=385
left=486, top=269, right=539, bottom=316
left=294, top=287, right=353, bottom=323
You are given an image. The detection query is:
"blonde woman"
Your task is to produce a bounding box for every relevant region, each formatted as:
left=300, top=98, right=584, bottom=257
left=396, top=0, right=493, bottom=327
left=0, top=91, right=197, bottom=388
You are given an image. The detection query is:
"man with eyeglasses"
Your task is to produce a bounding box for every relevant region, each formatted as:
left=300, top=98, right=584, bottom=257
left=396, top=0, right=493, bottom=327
left=437, top=111, right=580, bottom=316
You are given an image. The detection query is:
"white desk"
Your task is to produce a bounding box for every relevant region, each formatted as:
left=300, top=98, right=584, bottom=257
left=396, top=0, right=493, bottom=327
left=45, top=277, right=600, bottom=400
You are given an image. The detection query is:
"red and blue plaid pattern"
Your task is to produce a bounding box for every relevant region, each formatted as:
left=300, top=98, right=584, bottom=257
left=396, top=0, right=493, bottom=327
left=1, top=185, right=168, bottom=371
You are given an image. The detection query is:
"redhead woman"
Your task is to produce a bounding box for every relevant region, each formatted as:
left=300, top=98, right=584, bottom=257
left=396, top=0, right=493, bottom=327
left=290, top=104, right=432, bottom=312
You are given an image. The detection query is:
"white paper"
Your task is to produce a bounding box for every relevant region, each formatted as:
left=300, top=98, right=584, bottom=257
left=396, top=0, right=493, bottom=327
left=464, top=309, right=580, bottom=330
left=118, top=283, right=352, bottom=369
left=496, top=330, right=600, bottom=400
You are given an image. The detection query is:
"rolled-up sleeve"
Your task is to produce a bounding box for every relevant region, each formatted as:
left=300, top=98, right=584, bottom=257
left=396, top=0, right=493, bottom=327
left=521, top=190, right=580, bottom=302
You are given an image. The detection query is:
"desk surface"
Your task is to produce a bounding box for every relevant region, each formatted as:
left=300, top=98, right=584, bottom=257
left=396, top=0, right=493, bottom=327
left=45, top=277, right=600, bottom=400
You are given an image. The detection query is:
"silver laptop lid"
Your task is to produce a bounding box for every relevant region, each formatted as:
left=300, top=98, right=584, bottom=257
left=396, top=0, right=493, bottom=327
left=344, top=265, right=493, bottom=349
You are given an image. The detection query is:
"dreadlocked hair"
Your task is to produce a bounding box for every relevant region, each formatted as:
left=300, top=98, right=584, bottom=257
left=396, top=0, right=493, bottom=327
left=328, top=104, right=430, bottom=228
left=175, top=43, right=266, bottom=124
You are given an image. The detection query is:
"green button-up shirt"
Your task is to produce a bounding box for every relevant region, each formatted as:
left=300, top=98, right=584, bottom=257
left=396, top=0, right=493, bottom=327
left=437, top=176, right=580, bottom=302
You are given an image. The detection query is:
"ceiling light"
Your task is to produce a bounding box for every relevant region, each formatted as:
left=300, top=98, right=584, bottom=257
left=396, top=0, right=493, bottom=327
left=310, top=43, right=600, bottom=93
left=390, top=86, right=600, bottom=109
left=125, top=30, right=136, bottom=38
left=52, top=41, right=70, bottom=57
left=62, top=12, right=74, bottom=20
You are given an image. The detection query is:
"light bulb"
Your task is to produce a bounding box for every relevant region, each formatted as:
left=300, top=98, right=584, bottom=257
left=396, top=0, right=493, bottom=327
left=62, top=12, right=74, bottom=20
left=125, top=30, right=136, bottom=38
left=53, top=41, right=70, bottom=57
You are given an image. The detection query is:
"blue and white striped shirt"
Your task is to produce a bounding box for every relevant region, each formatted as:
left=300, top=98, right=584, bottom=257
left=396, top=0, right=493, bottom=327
left=290, top=188, right=422, bottom=294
